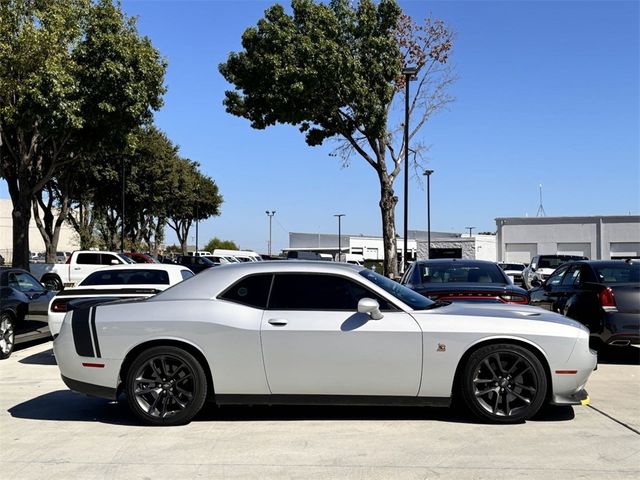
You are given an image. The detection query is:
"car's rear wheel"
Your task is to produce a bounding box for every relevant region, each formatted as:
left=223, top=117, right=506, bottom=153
left=0, top=312, right=15, bottom=360
left=460, top=343, right=547, bottom=424
left=125, top=346, right=207, bottom=426
left=41, top=275, right=63, bottom=291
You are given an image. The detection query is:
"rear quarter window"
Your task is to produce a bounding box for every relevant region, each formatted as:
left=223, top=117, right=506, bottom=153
left=218, top=274, right=273, bottom=309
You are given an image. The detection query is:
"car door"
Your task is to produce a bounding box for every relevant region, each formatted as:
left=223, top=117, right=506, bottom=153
left=260, top=273, right=423, bottom=397
left=530, top=265, right=569, bottom=311
left=8, top=271, right=52, bottom=322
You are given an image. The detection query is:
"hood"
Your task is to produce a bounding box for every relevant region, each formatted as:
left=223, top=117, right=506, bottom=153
left=417, top=302, right=588, bottom=331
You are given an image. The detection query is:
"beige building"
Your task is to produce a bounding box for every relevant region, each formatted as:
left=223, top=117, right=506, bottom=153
left=0, top=198, right=80, bottom=261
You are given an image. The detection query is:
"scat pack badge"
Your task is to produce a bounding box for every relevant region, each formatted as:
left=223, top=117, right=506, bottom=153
left=437, top=343, right=446, bottom=352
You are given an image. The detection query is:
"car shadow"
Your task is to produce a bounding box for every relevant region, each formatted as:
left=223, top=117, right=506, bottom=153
left=19, top=347, right=57, bottom=366
left=594, top=346, right=640, bottom=365
left=9, top=393, right=576, bottom=426
left=8, top=390, right=139, bottom=426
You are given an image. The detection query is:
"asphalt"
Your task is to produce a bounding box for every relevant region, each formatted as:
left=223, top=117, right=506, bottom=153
left=1, top=341, right=638, bottom=480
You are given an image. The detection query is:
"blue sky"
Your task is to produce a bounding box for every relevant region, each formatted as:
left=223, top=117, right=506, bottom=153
left=3, top=0, right=639, bottom=253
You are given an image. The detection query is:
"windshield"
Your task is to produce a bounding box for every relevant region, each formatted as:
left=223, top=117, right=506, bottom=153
left=359, top=269, right=435, bottom=310
left=118, top=254, right=136, bottom=264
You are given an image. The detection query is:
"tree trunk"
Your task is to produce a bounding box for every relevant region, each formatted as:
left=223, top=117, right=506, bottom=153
left=4, top=173, right=31, bottom=269
left=378, top=172, right=399, bottom=279
left=11, top=192, right=32, bottom=270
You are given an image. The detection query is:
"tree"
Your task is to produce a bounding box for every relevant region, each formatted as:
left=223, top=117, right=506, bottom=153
left=204, top=237, right=239, bottom=252
left=165, top=158, right=223, bottom=254
left=219, top=0, right=454, bottom=277
left=0, top=0, right=166, bottom=267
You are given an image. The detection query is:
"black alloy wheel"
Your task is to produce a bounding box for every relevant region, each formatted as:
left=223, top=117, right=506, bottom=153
left=0, top=312, right=15, bottom=360
left=125, top=346, right=207, bottom=426
left=42, top=276, right=63, bottom=291
left=461, top=343, right=547, bottom=423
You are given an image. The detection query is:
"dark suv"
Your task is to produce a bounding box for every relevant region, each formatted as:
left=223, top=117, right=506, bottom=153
left=176, top=255, right=216, bottom=274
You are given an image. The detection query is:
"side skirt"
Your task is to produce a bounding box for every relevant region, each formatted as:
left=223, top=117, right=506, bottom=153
left=215, top=394, right=450, bottom=408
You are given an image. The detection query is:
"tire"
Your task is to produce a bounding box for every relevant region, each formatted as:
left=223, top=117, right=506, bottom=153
left=42, top=275, right=63, bottom=291
left=0, top=312, right=15, bottom=360
left=460, top=343, right=547, bottom=424
left=125, top=346, right=207, bottom=426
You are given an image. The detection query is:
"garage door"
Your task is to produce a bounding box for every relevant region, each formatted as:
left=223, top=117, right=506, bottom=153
left=505, top=243, right=537, bottom=263
left=557, top=243, right=591, bottom=258
left=610, top=242, right=640, bottom=259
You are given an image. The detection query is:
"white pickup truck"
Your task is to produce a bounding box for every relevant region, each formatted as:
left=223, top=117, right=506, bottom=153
left=30, top=250, right=133, bottom=290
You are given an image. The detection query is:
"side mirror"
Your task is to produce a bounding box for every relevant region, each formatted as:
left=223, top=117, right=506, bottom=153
left=110, top=259, right=120, bottom=265
left=357, top=298, right=384, bottom=320
left=531, top=278, right=542, bottom=288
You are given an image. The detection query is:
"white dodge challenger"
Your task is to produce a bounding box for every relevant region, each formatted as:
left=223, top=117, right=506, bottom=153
left=53, top=261, right=597, bottom=426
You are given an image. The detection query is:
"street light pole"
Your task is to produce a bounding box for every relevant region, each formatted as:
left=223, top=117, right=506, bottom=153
left=266, top=211, right=275, bottom=256
left=195, top=197, right=199, bottom=255
left=466, top=226, right=476, bottom=238
left=402, top=66, right=418, bottom=271
left=423, top=169, right=434, bottom=259
left=121, top=157, right=125, bottom=252
left=334, top=214, right=345, bottom=261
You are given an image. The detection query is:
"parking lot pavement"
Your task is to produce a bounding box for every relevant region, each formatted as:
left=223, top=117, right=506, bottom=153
left=1, top=341, right=639, bottom=480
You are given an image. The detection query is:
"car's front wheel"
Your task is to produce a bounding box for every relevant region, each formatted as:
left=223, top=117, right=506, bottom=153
left=125, top=346, right=207, bottom=426
left=0, top=312, right=15, bottom=360
left=460, top=343, right=547, bottom=424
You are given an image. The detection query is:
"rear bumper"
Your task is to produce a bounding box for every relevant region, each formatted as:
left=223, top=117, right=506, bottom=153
left=61, top=375, right=117, bottom=400
left=601, top=312, right=640, bottom=346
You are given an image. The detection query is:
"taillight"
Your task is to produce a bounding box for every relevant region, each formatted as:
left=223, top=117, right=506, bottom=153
left=599, top=287, right=617, bottom=312
left=51, top=299, right=68, bottom=313
left=499, top=294, right=529, bottom=304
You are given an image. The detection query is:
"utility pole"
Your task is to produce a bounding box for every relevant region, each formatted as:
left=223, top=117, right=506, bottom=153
left=334, top=214, right=345, bottom=261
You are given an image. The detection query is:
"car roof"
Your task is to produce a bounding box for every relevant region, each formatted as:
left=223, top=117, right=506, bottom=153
left=414, top=259, right=498, bottom=266
left=152, top=261, right=365, bottom=301
left=90, top=264, right=188, bottom=272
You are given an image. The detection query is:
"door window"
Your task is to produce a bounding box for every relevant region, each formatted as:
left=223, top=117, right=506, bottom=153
left=561, top=265, right=581, bottom=286
left=76, top=253, right=101, bottom=265
left=546, top=266, right=568, bottom=286
left=268, top=274, right=392, bottom=311
left=8, top=272, right=45, bottom=293
left=100, top=254, right=121, bottom=265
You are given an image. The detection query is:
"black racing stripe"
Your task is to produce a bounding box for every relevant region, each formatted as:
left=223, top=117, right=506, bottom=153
left=90, top=307, right=101, bottom=358
left=71, top=308, right=94, bottom=357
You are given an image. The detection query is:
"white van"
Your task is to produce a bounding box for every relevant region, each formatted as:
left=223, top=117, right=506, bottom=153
left=336, top=253, right=364, bottom=265
left=213, top=249, right=263, bottom=262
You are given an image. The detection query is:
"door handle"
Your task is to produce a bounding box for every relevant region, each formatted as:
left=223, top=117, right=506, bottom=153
left=73, top=267, right=81, bottom=270
left=268, top=318, right=288, bottom=326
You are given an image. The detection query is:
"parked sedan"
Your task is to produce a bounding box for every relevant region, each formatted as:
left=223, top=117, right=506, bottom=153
left=1, top=268, right=56, bottom=359
left=401, top=259, right=529, bottom=304
left=53, top=261, right=596, bottom=426
left=529, top=260, right=639, bottom=347
left=48, top=264, right=194, bottom=337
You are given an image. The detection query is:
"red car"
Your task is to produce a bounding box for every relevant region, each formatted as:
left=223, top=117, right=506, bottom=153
left=122, top=252, right=158, bottom=264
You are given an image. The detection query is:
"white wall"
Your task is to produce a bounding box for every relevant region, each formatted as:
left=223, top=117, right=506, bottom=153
left=0, top=199, right=80, bottom=259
